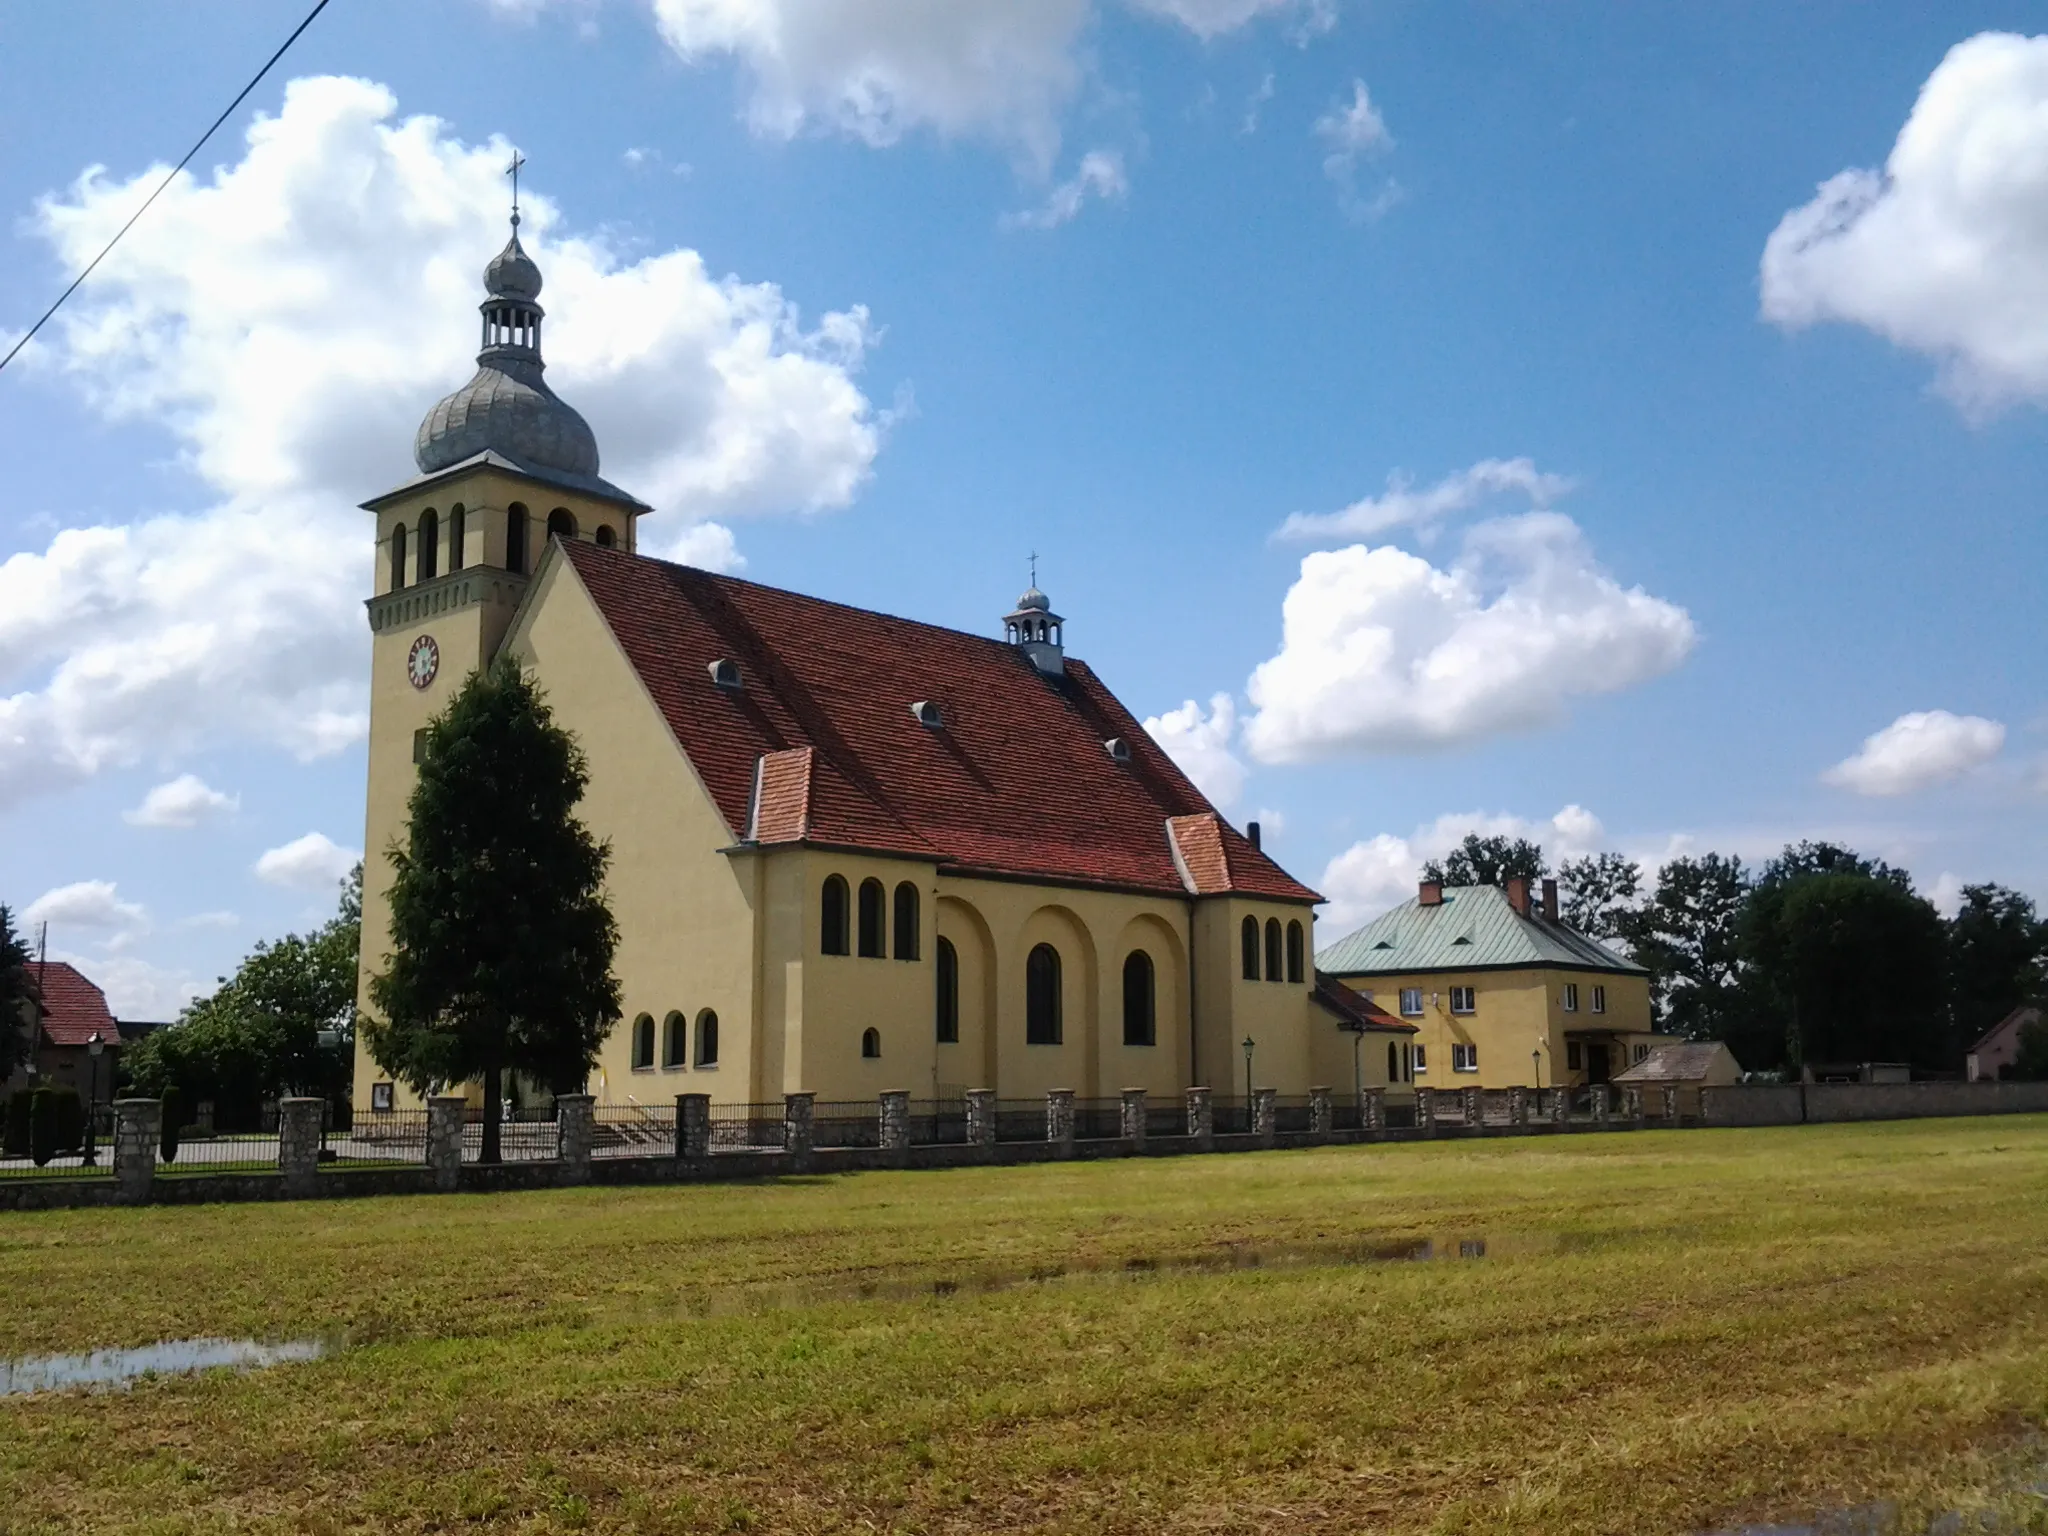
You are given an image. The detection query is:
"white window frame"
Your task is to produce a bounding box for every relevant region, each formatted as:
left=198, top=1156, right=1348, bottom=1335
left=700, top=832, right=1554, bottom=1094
left=1452, top=1042, right=1478, bottom=1073
left=1399, top=987, right=1424, bottom=1017
left=1592, top=984, right=1607, bottom=1014
left=1449, top=985, right=1476, bottom=1015
left=1562, top=982, right=1579, bottom=1012
left=1413, top=1043, right=1427, bottom=1074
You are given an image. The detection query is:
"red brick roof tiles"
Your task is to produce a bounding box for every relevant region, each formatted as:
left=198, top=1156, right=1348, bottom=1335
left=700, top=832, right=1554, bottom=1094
left=749, top=747, right=814, bottom=843
left=32, top=962, right=120, bottom=1048
left=1312, top=971, right=1416, bottom=1034
left=561, top=543, right=1319, bottom=903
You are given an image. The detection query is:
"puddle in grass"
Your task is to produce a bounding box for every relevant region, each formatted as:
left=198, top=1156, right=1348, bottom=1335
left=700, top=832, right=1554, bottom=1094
left=0, top=1335, right=336, bottom=1398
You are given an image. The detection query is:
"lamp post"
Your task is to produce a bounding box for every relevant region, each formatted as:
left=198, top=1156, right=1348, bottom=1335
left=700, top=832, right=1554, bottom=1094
left=1531, top=1047, right=1543, bottom=1091
left=1241, top=1035, right=1255, bottom=1128
left=81, top=1032, right=105, bottom=1167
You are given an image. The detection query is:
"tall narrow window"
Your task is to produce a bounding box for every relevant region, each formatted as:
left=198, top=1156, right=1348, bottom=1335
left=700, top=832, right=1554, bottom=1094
left=935, top=937, right=959, bottom=1043
left=506, top=504, right=529, bottom=575
left=1241, top=916, right=1259, bottom=980
left=893, top=882, right=920, bottom=960
left=695, top=1010, right=719, bottom=1067
left=547, top=507, right=577, bottom=542
left=1387, top=1041, right=1399, bottom=1081
left=631, top=1014, right=655, bottom=1070
left=858, top=878, right=886, bottom=958
left=449, top=504, right=466, bottom=572
left=390, top=522, right=408, bottom=591
left=821, top=875, right=850, bottom=955
left=1026, top=943, right=1062, bottom=1045
left=1264, top=918, right=1283, bottom=982
left=1122, top=951, right=1155, bottom=1047
left=1592, top=985, right=1607, bottom=1014
left=662, top=1011, right=686, bottom=1068
left=1286, top=920, right=1305, bottom=984
left=418, top=509, right=439, bottom=581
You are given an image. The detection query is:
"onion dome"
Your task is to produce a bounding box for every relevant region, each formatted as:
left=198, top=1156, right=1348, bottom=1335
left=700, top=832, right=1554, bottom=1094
left=413, top=220, right=599, bottom=478
left=1015, top=586, right=1051, bottom=612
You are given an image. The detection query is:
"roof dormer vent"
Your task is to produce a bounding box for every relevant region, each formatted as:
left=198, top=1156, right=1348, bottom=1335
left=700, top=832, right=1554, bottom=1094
left=911, top=700, right=943, bottom=728
left=708, top=658, right=743, bottom=691
left=1104, top=736, right=1131, bottom=763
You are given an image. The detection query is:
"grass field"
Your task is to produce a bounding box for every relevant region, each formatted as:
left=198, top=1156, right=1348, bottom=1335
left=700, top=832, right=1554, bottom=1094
left=2, top=1118, right=2047, bottom=1534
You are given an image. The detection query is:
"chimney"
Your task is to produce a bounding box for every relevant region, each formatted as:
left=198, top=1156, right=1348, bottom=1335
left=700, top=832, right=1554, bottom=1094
left=1418, top=880, right=1444, bottom=907
left=1505, top=876, right=1531, bottom=917
left=1541, top=878, right=1558, bottom=923
left=1246, top=821, right=1261, bottom=851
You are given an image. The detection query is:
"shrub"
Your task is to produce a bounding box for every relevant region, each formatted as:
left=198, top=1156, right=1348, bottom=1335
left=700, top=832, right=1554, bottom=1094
left=2, top=1090, right=28, bottom=1157
left=160, top=1085, right=184, bottom=1164
left=28, top=1086, right=83, bottom=1164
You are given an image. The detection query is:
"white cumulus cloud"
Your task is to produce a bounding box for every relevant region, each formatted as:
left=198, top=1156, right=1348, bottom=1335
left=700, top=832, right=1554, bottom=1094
left=1277, top=457, right=1573, bottom=543
left=254, top=832, right=363, bottom=893
left=2, top=74, right=881, bottom=810
left=1243, top=512, right=1696, bottom=762
left=1002, top=150, right=1128, bottom=230
left=25, top=879, right=149, bottom=933
left=1143, top=692, right=1248, bottom=808
left=1315, top=79, right=1397, bottom=220
left=123, top=774, right=240, bottom=828
left=1761, top=31, right=2048, bottom=414
left=1821, top=710, right=2006, bottom=796
left=1315, top=805, right=1606, bottom=939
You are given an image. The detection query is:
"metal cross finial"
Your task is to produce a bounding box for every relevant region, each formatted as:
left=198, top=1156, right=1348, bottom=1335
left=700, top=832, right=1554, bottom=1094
left=1029, top=550, right=1038, bottom=588
left=507, top=150, right=527, bottom=228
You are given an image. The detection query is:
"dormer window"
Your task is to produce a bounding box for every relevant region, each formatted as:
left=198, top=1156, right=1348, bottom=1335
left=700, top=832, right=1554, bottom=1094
left=1104, top=737, right=1131, bottom=762
left=911, top=700, right=943, bottom=727
left=708, top=658, right=742, bottom=691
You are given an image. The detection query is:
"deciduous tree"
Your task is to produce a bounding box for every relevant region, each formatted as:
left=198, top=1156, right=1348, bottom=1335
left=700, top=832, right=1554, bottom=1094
left=1422, top=834, right=1547, bottom=889
left=366, top=658, right=620, bottom=1164
left=1947, top=884, right=2045, bottom=1055
left=1556, top=853, right=1642, bottom=940
left=1625, top=854, right=1751, bottom=1044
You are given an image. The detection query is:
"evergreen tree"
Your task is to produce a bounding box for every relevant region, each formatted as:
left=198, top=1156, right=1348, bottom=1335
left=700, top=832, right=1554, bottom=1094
left=0, top=904, right=32, bottom=1083
left=366, top=658, right=620, bottom=1164
left=1422, top=834, right=1548, bottom=888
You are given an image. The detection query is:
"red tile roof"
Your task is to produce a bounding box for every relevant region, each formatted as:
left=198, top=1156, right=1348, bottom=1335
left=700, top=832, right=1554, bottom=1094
left=1312, top=971, right=1416, bottom=1034
left=560, top=543, right=1320, bottom=903
left=33, top=962, right=120, bottom=1048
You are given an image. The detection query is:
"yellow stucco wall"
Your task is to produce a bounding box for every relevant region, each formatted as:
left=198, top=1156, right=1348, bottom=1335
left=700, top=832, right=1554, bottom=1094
left=1329, top=968, right=1658, bottom=1090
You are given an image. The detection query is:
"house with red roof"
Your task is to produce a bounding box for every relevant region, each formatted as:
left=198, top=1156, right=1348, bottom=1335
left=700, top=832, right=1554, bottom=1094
left=5, top=961, right=121, bottom=1110
left=349, top=223, right=1409, bottom=1116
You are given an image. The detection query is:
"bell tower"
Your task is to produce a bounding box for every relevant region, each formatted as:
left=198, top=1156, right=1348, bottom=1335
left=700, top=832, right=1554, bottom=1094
left=352, top=160, right=650, bottom=1110
left=1003, top=562, right=1065, bottom=678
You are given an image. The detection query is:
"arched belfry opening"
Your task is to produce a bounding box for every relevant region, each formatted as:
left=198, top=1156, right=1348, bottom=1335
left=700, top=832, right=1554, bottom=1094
left=1003, top=564, right=1065, bottom=679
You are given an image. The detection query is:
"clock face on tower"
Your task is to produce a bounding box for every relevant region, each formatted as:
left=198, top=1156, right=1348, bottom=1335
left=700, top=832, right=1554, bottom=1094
left=407, top=634, right=440, bottom=691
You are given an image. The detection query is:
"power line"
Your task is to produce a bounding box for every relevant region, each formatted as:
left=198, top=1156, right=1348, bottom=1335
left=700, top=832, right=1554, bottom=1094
left=0, top=0, right=339, bottom=379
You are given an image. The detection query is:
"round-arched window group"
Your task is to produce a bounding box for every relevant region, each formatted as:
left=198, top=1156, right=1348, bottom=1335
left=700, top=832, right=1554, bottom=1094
left=819, top=875, right=920, bottom=960
left=628, top=1008, right=719, bottom=1071
left=386, top=500, right=619, bottom=592
left=1240, top=915, right=1306, bottom=985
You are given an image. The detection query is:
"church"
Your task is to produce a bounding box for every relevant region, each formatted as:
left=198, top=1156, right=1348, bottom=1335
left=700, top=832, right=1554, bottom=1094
left=349, top=217, right=1412, bottom=1117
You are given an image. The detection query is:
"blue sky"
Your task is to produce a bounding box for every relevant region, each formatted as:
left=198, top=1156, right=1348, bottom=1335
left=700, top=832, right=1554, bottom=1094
left=4, top=0, right=2046, bottom=1016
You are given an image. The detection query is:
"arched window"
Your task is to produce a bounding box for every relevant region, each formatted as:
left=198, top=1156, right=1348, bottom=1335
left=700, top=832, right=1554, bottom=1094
left=861, top=1027, right=881, bottom=1059
left=821, top=875, right=850, bottom=955
left=935, top=937, right=959, bottom=1043
left=1122, top=951, right=1155, bottom=1047
left=449, top=504, right=466, bottom=572
left=893, top=882, right=920, bottom=960
left=594, top=525, right=616, bottom=548
left=858, top=878, right=886, bottom=958
left=695, top=1010, right=719, bottom=1067
left=390, top=522, right=408, bottom=592
left=1286, top=920, right=1305, bottom=984
left=631, top=1013, right=655, bottom=1070
left=1265, top=918, right=1283, bottom=982
left=662, top=1011, right=686, bottom=1068
left=418, top=509, right=439, bottom=581
left=1388, top=1041, right=1399, bottom=1082
left=547, top=507, right=577, bottom=542
left=506, top=504, right=529, bottom=575
left=1241, top=916, right=1259, bottom=981
left=1026, top=943, right=1062, bottom=1045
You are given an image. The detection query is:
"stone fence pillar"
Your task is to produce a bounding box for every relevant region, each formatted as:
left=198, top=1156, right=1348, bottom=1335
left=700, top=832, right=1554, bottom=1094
left=880, top=1090, right=911, bottom=1159
left=1186, top=1086, right=1213, bottom=1150
left=1508, top=1086, right=1528, bottom=1127
left=1362, top=1087, right=1385, bottom=1134
left=557, top=1093, right=594, bottom=1182
left=1253, top=1087, right=1277, bottom=1148
left=1416, top=1086, right=1437, bottom=1137
left=677, top=1093, right=710, bottom=1160
left=784, top=1092, right=815, bottom=1169
left=1663, top=1086, right=1681, bottom=1124
left=112, top=1098, right=160, bottom=1205
left=1591, top=1084, right=1611, bottom=1126
left=966, top=1089, right=997, bottom=1155
left=1462, top=1086, right=1482, bottom=1128
left=1623, top=1087, right=1644, bottom=1127
left=1120, top=1089, right=1147, bottom=1151
left=428, top=1095, right=467, bottom=1192
left=1551, top=1086, right=1569, bottom=1132
left=1309, top=1086, right=1333, bottom=1140
left=277, top=1096, right=325, bottom=1197
left=1047, top=1090, right=1076, bottom=1158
